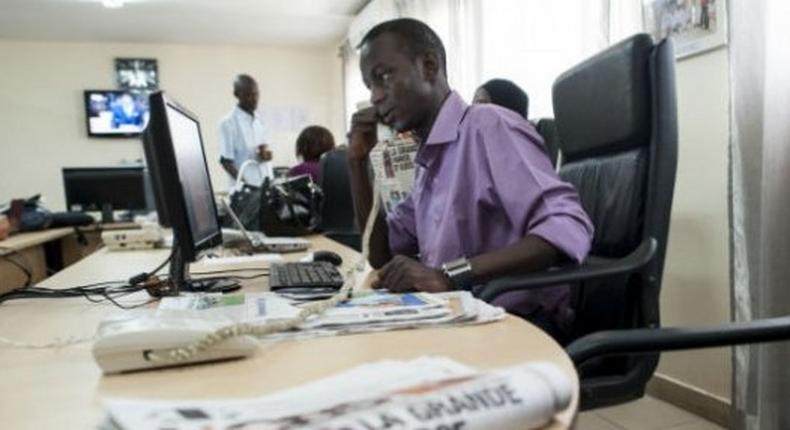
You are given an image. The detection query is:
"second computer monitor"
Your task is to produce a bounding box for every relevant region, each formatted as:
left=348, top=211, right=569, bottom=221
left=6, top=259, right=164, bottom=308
left=62, top=166, right=151, bottom=222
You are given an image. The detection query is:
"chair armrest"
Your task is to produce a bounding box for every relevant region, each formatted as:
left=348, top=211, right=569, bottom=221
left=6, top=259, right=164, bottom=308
left=477, top=238, right=657, bottom=302
left=567, top=316, right=790, bottom=366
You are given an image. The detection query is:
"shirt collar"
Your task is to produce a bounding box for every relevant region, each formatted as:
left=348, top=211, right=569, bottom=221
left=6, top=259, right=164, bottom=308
left=234, top=106, right=258, bottom=120
left=424, top=91, right=467, bottom=146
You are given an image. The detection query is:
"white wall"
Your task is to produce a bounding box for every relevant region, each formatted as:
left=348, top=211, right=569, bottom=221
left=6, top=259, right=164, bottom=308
left=0, top=39, right=344, bottom=210
left=657, top=48, right=732, bottom=401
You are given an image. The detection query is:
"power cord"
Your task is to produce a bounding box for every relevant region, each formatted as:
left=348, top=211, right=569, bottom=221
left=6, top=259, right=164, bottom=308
left=0, top=252, right=176, bottom=349
left=0, top=246, right=34, bottom=288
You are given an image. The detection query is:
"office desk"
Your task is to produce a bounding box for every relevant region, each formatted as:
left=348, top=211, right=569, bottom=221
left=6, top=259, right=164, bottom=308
left=0, top=236, right=579, bottom=429
left=0, top=223, right=140, bottom=293
left=0, top=227, right=76, bottom=293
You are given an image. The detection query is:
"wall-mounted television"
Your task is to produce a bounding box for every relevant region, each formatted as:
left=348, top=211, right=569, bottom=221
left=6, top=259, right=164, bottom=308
left=84, top=90, right=150, bottom=137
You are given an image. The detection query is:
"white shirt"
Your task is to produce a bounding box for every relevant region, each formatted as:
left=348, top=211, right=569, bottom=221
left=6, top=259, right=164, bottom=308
left=218, top=106, right=274, bottom=188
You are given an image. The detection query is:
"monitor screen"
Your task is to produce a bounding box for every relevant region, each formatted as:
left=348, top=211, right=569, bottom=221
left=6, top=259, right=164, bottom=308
left=84, top=90, right=150, bottom=137
left=62, top=166, right=149, bottom=212
left=164, top=104, right=220, bottom=248
left=142, top=91, right=221, bottom=264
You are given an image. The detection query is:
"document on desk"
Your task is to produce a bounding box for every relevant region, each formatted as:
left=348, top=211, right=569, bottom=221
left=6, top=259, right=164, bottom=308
left=102, top=357, right=572, bottom=430
left=156, top=293, right=300, bottom=323
left=125, top=291, right=505, bottom=343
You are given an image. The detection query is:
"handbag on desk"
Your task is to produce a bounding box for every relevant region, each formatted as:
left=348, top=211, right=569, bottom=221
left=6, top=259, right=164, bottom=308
left=228, top=161, right=322, bottom=236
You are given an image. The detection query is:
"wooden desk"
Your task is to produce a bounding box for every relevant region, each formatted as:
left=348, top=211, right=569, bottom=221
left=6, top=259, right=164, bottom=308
left=0, top=228, right=75, bottom=293
left=0, top=236, right=579, bottom=429
left=0, top=223, right=138, bottom=293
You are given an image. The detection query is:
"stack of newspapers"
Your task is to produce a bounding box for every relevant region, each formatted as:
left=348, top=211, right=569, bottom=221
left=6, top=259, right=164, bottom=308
left=102, top=357, right=573, bottom=430
left=154, top=290, right=505, bottom=340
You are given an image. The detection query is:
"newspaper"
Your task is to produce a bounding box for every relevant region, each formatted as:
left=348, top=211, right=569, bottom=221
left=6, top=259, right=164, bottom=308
left=102, top=357, right=572, bottom=430
left=369, top=130, right=419, bottom=214
left=153, top=291, right=505, bottom=340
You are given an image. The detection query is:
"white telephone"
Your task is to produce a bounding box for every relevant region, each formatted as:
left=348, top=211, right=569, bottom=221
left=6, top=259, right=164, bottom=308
left=92, top=316, right=258, bottom=374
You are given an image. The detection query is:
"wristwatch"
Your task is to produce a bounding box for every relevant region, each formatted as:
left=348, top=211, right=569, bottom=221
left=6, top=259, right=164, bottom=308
left=441, top=257, right=475, bottom=290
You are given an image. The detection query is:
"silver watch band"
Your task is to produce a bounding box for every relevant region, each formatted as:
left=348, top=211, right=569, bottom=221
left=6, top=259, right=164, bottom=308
left=441, top=257, right=475, bottom=290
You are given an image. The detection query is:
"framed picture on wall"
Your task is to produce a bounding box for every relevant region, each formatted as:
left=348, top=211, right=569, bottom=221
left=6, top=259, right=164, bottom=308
left=642, top=0, right=728, bottom=59
left=115, top=58, right=158, bottom=90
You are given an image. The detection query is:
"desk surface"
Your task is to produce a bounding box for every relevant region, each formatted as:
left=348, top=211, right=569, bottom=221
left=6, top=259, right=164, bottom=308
left=0, top=223, right=138, bottom=256
left=0, top=236, right=578, bottom=429
left=0, top=227, right=74, bottom=255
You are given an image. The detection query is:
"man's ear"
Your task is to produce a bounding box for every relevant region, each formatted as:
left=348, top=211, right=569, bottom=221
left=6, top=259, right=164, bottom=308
left=420, top=51, right=442, bottom=82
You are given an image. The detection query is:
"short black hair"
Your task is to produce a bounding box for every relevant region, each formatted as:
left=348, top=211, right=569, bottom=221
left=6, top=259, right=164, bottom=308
left=481, top=79, right=530, bottom=119
left=359, top=18, right=447, bottom=75
left=296, top=125, right=335, bottom=161
left=234, top=74, right=256, bottom=93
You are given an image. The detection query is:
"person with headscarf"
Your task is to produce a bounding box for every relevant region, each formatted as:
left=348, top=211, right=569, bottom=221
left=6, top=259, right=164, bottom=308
left=472, top=78, right=529, bottom=119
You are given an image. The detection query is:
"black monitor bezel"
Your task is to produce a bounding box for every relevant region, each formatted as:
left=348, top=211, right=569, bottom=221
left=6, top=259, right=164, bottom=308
left=62, top=166, right=148, bottom=212
left=142, top=91, right=222, bottom=263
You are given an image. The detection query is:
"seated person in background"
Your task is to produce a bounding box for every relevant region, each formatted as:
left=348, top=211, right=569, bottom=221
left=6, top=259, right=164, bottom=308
left=348, top=18, right=594, bottom=342
left=288, top=125, right=336, bottom=182
left=472, top=78, right=529, bottom=119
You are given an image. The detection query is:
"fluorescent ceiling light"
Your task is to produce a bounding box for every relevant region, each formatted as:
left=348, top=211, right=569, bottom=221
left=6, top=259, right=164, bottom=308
left=102, top=0, right=124, bottom=8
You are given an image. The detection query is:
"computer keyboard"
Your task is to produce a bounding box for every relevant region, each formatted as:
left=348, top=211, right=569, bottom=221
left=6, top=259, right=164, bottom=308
left=269, top=262, right=344, bottom=291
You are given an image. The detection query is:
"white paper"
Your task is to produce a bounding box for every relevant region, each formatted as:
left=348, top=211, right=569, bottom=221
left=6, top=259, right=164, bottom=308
left=102, top=358, right=571, bottom=430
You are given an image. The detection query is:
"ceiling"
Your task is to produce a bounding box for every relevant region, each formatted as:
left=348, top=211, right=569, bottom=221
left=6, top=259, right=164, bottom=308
left=0, top=0, right=370, bottom=47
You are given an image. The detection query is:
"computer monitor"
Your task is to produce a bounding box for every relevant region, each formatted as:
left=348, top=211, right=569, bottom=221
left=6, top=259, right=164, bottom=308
left=142, top=91, right=226, bottom=294
left=62, top=166, right=152, bottom=223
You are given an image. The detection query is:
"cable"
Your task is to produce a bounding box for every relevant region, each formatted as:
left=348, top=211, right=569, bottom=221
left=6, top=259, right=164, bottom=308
left=0, top=246, right=34, bottom=287
left=0, top=253, right=175, bottom=349
left=0, top=333, right=97, bottom=349
left=0, top=251, right=173, bottom=307
left=152, top=142, right=386, bottom=363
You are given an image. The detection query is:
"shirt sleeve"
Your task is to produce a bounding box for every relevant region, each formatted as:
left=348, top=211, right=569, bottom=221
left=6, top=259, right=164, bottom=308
left=218, top=117, right=236, bottom=161
left=480, top=116, right=594, bottom=263
left=386, top=192, right=419, bottom=257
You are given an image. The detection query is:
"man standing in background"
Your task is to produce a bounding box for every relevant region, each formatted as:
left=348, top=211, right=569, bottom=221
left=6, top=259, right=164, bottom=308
left=218, top=74, right=274, bottom=188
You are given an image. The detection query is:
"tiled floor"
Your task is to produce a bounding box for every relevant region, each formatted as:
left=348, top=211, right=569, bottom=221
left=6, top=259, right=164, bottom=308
left=577, top=396, right=726, bottom=430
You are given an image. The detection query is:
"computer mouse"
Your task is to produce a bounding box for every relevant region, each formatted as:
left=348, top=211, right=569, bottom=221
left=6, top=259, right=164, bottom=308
left=313, top=250, right=343, bottom=266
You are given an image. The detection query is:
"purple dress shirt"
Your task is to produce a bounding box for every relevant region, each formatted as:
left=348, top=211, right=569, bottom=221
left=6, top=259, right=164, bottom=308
left=288, top=161, right=320, bottom=183
left=387, top=92, right=594, bottom=331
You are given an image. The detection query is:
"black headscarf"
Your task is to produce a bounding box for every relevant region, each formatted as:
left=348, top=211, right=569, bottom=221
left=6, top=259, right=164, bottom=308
left=481, top=79, right=529, bottom=119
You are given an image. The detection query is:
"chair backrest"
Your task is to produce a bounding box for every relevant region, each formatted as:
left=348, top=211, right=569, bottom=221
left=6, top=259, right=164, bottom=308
left=318, top=148, right=358, bottom=233
left=552, top=34, right=678, bottom=408
left=534, top=118, right=561, bottom=168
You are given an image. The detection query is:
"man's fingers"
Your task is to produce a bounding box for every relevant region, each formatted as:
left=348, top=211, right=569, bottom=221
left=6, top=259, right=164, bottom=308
left=378, top=257, right=407, bottom=292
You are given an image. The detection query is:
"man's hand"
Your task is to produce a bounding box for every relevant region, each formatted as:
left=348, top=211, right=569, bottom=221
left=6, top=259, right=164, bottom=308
left=348, top=107, right=378, bottom=163
left=374, top=255, right=453, bottom=293
left=220, top=158, right=239, bottom=179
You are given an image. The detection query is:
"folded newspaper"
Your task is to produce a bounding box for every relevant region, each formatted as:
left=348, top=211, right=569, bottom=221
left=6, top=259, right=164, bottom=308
left=369, top=129, right=419, bottom=214
left=153, top=290, right=505, bottom=341
left=102, top=357, right=572, bottom=430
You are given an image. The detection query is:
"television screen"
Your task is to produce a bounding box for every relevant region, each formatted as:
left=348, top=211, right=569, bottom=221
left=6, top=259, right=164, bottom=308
left=84, top=90, right=150, bottom=137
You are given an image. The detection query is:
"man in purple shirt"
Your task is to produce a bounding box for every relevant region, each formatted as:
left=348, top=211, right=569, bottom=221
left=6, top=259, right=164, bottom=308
left=348, top=18, right=594, bottom=341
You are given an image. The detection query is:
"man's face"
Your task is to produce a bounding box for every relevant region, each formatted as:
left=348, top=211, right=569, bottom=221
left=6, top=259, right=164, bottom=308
left=360, top=33, right=434, bottom=133
left=235, top=81, right=259, bottom=112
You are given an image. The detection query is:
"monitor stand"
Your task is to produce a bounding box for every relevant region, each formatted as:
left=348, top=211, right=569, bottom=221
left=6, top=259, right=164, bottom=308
left=101, top=203, right=114, bottom=224
left=166, top=239, right=240, bottom=296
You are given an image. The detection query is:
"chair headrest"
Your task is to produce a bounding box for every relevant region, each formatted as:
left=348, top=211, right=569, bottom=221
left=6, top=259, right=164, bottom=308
left=553, top=34, right=654, bottom=160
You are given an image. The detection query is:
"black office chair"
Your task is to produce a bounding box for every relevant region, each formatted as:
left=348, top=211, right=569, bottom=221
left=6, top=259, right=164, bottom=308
left=534, top=118, right=561, bottom=168
left=479, top=33, right=790, bottom=411
left=318, top=148, right=361, bottom=251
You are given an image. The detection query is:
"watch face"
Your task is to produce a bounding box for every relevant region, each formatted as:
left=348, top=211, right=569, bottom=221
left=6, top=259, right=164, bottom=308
left=115, top=58, right=158, bottom=90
